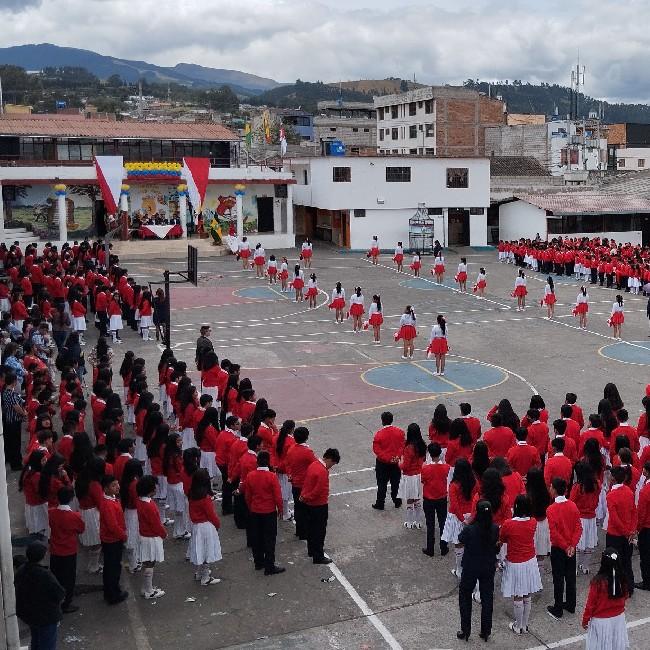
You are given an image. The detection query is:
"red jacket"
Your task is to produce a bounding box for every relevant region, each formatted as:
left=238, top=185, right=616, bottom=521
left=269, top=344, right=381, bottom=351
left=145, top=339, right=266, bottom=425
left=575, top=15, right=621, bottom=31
left=547, top=497, right=582, bottom=550
left=606, top=484, right=637, bottom=537
left=421, top=462, right=449, bottom=500
left=164, top=455, right=183, bottom=485
left=231, top=450, right=257, bottom=484
left=499, top=517, right=537, bottom=563
left=579, top=428, right=606, bottom=456
left=48, top=506, right=85, bottom=556
left=215, top=428, right=236, bottom=466
left=242, top=468, right=282, bottom=514
left=569, top=404, right=585, bottom=430
left=483, top=426, right=516, bottom=458
left=570, top=482, right=600, bottom=519
left=56, top=435, right=74, bottom=463
left=544, top=453, right=573, bottom=486
left=286, top=443, right=317, bottom=488
left=527, top=421, right=550, bottom=457
left=582, top=580, right=627, bottom=628
left=448, top=482, right=477, bottom=519
left=238, top=400, right=256, bottom=424
left=506, top=442, right=541, bottom=478
left=257, top=422, right=277, bottom=451
left=610, top=424, right=640, bottom=454
left=113, top=454, right=132, bottom=482
left=638, top=481, right=650, bottom=531
left=199, top=425, right=220, bottom=453
left=71, top=300, right=86, bottom=317
left=99, top=495, right=127, bottom=543
left=548, top=435, right=578, bottom=463
left=188, top=496, right=220, bottom=529
left=399, top=444, right=425, bottom=476
left=301, top=459, right=330, bottom=506
left=136, top=498, right=168, bottom=538
left=463, top=416, right=482, bottom=442
left=372, top=425, right=405, bottom=464
left=562, top=418, right=581, bottom=447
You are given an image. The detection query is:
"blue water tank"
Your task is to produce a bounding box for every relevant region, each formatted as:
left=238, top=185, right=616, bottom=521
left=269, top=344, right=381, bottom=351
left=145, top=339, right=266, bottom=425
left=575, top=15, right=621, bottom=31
left=328, top=140, right=346, bottom=156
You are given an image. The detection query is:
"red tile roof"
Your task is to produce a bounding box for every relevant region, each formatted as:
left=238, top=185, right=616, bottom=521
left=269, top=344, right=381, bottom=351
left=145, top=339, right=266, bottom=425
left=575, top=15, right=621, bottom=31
left=516, top=192, right=650, bottom=215
left=0, top=116, right=239, bottom=141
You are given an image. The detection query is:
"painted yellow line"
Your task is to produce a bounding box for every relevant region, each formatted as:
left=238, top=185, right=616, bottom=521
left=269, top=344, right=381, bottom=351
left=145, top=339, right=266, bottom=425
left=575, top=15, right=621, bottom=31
left=410, top=360, right=466, bottom=392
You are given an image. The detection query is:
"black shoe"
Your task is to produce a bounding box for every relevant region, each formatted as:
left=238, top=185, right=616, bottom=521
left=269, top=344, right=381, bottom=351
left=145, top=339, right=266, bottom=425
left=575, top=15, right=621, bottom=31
left=393, top=498, right=402, bottom=508
left=547, top=605, right=562, bottom=620
left=264, top=566, right=286, bottom=575
left=254, top=564, right=264, bottom=570
left=456, top=631, right=469, bottom=641
left=371, top=503, right=385, bottom=511
left=106, top=590, right=129, bottom=605
left=562, top=602, right=575, bottom=614
left=313, top=557, right=333, bottom=565
left=479, top=631, right=490, bottom=642
left=440, top=545, right=449, bottom=556
left=635, top=581, right=650, bottom=591
left=62, top=604, right=79, bottom=614
left=421, top=548, right=435, bottom=557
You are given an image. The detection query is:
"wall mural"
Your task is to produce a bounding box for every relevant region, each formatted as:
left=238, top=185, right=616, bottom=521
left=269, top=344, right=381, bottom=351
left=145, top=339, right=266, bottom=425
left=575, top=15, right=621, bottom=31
left=128, top=184, right=180, bottom=220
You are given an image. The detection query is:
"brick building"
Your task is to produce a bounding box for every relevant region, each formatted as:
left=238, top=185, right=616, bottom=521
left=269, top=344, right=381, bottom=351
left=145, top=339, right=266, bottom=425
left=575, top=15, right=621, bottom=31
left=374, top=86, right=506, bottom=157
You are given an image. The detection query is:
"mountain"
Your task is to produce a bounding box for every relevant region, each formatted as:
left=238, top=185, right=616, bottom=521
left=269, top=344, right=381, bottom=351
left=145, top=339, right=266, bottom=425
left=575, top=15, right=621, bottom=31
left=253, top=80, right=372, bottom=112
left=0, top=43, right=281, bottom=95
left=332, top=79, right=425, bottom=95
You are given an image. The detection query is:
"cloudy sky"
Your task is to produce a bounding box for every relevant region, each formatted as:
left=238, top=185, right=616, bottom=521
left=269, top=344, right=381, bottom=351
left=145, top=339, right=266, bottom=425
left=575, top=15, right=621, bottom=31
left=1, top=0, right=648, bottom=102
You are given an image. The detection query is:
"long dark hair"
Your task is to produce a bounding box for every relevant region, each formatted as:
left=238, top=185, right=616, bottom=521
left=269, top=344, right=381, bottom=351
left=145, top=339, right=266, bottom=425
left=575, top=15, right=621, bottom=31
left=471, top=440, right=490, bottom=479
left=432, top=404, right=451, bottom=434
left=526, top=467, right=551, bottom=519
left=276, top=420, right=295, bottom=456
left=603, top=383, right=624, bottom=412
left=593, top=547, right=628, bottom=598
left=479, top=467, right=505, bottom=513
left=405, top=423, right=426, bottom=458
left=547, top=276, right=554, bottom=293
left=74, top=457, right=106, bottom=500
left=597, top=399, right=618, bottom=438
left=251, top=398, right=269, bottom=434
left=188, top=468, right=213, bottom=500
left=474, top=499, right=495, bottom=543
left=582, top=437, right=604, bottom=477
left=449, top=418, right=472, bottom=448
left=163, top=433, right=182, bottom=474
left=119, top=351, right=135, bottom=381
left=373, top=294, right=382, bottom=312
left=451, top=458, right=476, bottom=502
left=497, top=398, right=520, bottom=433
left=120, top=459, right=143, bottom=509
left=195, top=407, right=219, bottom=446
left=574, top=461, right=597, bottom=494
left=642, top=396, right=650, bottom=436
left=19, top=450, right=45, bottom=492
left=147, top=423, right=170, bottom=459
left=437, top=314, right=446, bottom=335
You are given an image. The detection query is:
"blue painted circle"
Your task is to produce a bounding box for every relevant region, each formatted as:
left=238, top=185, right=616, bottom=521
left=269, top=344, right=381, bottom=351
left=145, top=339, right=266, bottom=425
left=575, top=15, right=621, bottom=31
left=363, top=360, right=506, bottom=394
left=600, top=341, right=650, bottom=365
left=234, top=287, right=290, bottom=301
left=399, top=278, right=455, bottom=291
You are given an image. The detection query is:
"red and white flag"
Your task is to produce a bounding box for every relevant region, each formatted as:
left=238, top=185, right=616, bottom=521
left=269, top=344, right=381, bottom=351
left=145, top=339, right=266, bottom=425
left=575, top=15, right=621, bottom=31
left=182, top=157, right=211, bottom=213
left=94, top=156, right=124, bottom=215
left=279, top=126, right=287, bottom=156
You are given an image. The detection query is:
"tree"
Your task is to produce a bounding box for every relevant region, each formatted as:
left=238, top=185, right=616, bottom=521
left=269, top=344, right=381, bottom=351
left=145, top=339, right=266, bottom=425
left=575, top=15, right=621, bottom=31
left=106, top=74, right=123, bottom=88
left=400, top=79, right=409, bottom=92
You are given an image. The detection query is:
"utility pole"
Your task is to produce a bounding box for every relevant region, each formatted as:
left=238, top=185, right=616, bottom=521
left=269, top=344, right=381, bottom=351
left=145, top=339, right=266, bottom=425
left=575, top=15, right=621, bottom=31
left=138, top=80, right=144, bottom=121
left=0, top=77, right=4, bottom=115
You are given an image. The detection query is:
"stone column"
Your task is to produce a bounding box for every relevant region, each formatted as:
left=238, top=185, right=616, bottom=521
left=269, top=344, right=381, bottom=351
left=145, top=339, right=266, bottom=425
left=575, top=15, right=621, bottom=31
left=286, top=183, right=294, bottom=237
left=234, top=184, right=246, bottom=240
left=55, top=184, right=67, bottom=244
left=179, top=194, right=188, bottom=239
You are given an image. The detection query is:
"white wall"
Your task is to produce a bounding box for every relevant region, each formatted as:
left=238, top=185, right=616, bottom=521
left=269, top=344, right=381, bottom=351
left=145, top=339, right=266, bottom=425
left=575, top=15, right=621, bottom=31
left=499, top=200, right=549, bottom=240
left=571, top=231, right=643, bottom=246
left=350, top=208, right=413, bottom=250
left=616, top=148, right=650, bottom=171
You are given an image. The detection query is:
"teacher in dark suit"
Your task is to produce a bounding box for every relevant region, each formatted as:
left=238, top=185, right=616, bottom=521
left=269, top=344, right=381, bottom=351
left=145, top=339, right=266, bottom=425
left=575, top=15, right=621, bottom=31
left=457, top=500, right=499, bottom=642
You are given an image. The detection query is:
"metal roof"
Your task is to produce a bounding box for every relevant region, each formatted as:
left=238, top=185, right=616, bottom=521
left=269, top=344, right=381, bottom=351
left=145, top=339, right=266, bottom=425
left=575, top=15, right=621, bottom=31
left=515, top=192, right=650, bottom=215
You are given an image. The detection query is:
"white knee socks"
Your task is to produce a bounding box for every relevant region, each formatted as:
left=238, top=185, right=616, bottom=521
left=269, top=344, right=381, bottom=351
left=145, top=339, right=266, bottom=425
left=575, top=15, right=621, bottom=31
left=143, top=567, right=154, bottom=596
left=454, top=548, right=464, bottom=577
left=413, top=502, right=423, bottom=525
left=522, top=596, right=532, bottom=630
left=172, top=511, right=186, bottom=537
left=513, top=599, right=524, bottom=631
left=87, top=546, right=101, bottom=573
left=405, top=505, right=414, bottom=525
left=126, top=547, right=139, bottom=572
left=142, top=327, right=149, bottom=340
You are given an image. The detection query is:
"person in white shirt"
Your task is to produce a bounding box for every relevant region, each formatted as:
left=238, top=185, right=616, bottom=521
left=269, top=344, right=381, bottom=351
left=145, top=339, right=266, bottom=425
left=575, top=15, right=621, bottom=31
left=253, top=244, right=266, bottom=278
left=328, top=282, right=346, bottom=323
left=369, top=236, right=380, bottom=265
left=278, top=257, right=289, bottom=292
left=237, top=237, right=251, bottom=270
left=396, top=305, right=417, bottom=359
left=456, top=258, right=468, bottom=293
left=368, top=294, right=384, bottom=344
left=427, top=315, right=449, bottom=375
left=305, top=273, right=318, bottom=309
left=393, top=242, right=404, bottom=272
left=267, top=255, right=278, bottom=285
left=609, top=294, right=625, bottom=340
left=574, top=286, right=589, bottom=330
left=292, top=264, right=305, bottom=302
left=410, top=252, right=422, bottom=277
left=474, top=268, right=487, bottom=297
left=433, top=253, right=445, bottom=283
left=349, top=287, right=365, bottom=333
left=301, top=239, right=313, bottom=268
left=514, top=270, right=528, bottom=312
left=542, top=276, right=556, bottom=320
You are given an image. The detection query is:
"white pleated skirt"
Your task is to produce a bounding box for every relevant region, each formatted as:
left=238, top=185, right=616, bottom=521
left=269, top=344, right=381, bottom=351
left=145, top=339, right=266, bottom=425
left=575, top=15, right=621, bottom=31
left=0, top=298, right=10, bottom=313
left=134, top=437, right=147, bottom=462
left=202, top=386, right=218, bottom=402
left=278, top=473, right=292, bottom=501
left=125, top=508, right=140, bottom=551
left=153, top=475, right=168, bottom=500
left=25, top=503, right=49, bottom=535
left=578, top=517, right=599, bottom=551
left=140, top=315, right=153, bottom=328
left=441, top=512, right=465, bottom=544
left=72, top=316, right=86, bottom=331
left=126, top=404, right=135, bottom=425
left=166, top=482, right=186, bottom=513
left=189, top=521, right=222, bottom=566
left=138, top=536, right=165, bottom=563
left=501, top=557, right=543, bottom=597
left=109, top=315, right=123, bottom=331
left=200, top=451, right=218, bottom=478
left=159, top=385, right=167, bottom=410
left=79, top=507, right=100, bottom=546
left=397, top=473, right=422, bottom=500
left=586, top=613, right=629, bottom=650
left=596, top=483, right=608, bottom=521
left=534, top=517, right=551, bottom=556
left=182, top=427, right=196, bottom=450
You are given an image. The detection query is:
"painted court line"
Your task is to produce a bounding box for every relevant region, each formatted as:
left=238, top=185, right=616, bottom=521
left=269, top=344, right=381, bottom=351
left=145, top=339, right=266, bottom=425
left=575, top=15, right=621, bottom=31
left=328, top=562, right=404, bottom=650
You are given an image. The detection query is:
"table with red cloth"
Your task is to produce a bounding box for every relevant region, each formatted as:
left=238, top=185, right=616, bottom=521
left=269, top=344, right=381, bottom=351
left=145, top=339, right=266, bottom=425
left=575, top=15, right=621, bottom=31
left=138, top=224, right=183, bottom=239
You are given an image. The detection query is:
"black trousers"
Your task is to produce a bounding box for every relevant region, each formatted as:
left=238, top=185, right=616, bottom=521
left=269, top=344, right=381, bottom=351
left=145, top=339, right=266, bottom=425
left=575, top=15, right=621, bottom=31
left=639, top=527, right=650, bottom=587
left=306, top=503, right=328, bottom=561
left=97, top=311, right=108, bottom=337
left=217, top=464, right=233, bottom=514
left=423, top=497, right=448, bottom=553
left=606, top=534, right=635, bottom=594
left=374, top=460, right=401, bottom=507
left=292, top=486, right=307, bottom=539
left=458, top=569, right=495, bottom=637
left=249, top=511, right=277, bottom=570
left=590, top=268, right=598, bottom=284
left=2, top=419, right=22, bottom=469
left=550, top=546, right=576, bottom=612
left=50, top=553, right=77, bottom=607
left=101, top=541, right=124, bottom=603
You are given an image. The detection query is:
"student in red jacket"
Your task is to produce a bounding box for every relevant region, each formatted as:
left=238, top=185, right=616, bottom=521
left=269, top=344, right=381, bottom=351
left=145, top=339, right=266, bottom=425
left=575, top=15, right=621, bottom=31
left=241, top=451, right=284, bottom=575
left=48, top=486, right=85, bottom=613
left=397, top=424, right=427, bottom=529
left=301, top=448, right=340, bottom=565
left=547, top=419, right=577, bottom=463
left=544, top=437, right=573, bottom=487
left=371, top=411, right=405, bottom=510
left=570, top=462, right=600, bottom=575
left=421, top=443, right=450, bottom=557
left=136, top=476, right=167, bottom=600
left=285, top=427, right=317, bottom=541
left=582, top=548, right=630, bottom=647
left=483, top=413, right=515, bottom=459
left=99, top=475, right=128, bottom=605
left=546, top=477, right=582, bottom=620
left=507, top=428, right=541, bottom=478
left=605, top=465, right=638, bottom=595
left=636, top=462, right=650, bottom=591
left=459, top=402, right=481, bottom=442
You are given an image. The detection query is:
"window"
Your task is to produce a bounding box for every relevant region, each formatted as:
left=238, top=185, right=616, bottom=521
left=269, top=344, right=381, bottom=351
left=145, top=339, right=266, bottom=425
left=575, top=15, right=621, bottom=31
left=446, top=167, right=469, bottom=188
left=409, top=102, right=416, bottom=116
left=353, top=209, right=366, bottom=218
left=425, top=99, right=433, bottom=114
left=409, top=125, right=417, bottom=139
left=391, top=128, right=398, bottom=140
left=379, top=130, right=384, bottom=141
left=386, top=166, right=411, bottom=182
left=469, top=207, right=485, bottom=215
left=618, top=158, right=626, bottom=167
left=391, top=105, right=398, bottom=119
left=639, top=159, right=646, bottom=168
left=303, top=169, right=309, bottom=185
left=392, top=149, right=399, bottom=154
left=363, top=128, right=370, bottom=132
left=274, top=184, right=288, bottom=198
left=330, top=127, right=337, bottom=132
left=418, top=101, right=423, bottom=108
left=425, top=123, right=434, bottom=138
left=332, top=166, right=351, bottom=182
left=425, top=147, right=435, bottom=155
left=352, top=127, right=358, bottom=132
left=410, top=149, right=418, bottom=154
left=428, top=208, right=443, bottom=215
left=377, top=107, right=384, bottom=120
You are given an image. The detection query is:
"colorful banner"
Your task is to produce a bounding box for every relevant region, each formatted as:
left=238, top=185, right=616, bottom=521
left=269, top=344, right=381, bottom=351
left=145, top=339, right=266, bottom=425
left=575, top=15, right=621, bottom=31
left=94, top=155, right=124, bottom=215
left=182, top=157, right=211, bottom=214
